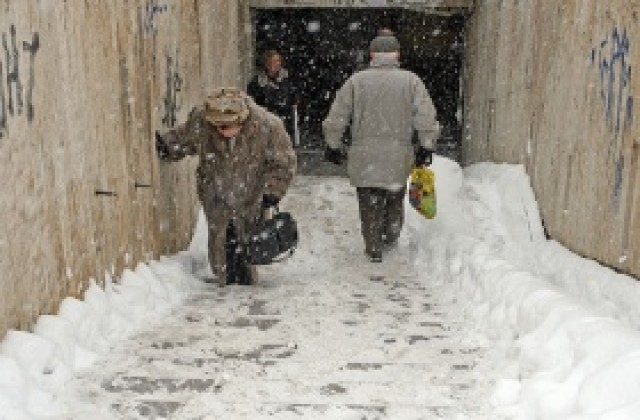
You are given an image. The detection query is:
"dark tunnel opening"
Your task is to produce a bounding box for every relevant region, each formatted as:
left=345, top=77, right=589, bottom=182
left=252, top=7, right=466, bottom=161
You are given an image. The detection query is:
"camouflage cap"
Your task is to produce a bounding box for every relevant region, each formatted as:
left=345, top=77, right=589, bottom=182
left=204, top=87, right=250, bottom=126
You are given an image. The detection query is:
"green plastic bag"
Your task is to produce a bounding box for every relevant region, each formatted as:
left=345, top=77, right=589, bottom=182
left=408, top=166, right=436, bottom=219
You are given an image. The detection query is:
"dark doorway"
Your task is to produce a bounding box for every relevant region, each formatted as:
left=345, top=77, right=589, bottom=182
left=252, top=7, right=466, bottom=161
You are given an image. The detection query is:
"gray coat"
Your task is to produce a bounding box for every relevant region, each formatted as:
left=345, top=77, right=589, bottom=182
left=323, top=56, right=440, bottom=189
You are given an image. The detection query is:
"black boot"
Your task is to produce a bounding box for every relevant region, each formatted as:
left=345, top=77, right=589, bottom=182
left=235, top=252, right=257, bottom=285
left=236, top=264, right=252, bottom=285
left=366, top=250, right=382, bottom=263
left=225, top=222, right=239, bottom=285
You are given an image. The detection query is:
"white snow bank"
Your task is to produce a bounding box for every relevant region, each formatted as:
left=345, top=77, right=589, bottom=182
left=3, top=154, right=640, bottom=419
left=0, top=256, right=200, bottom=419
left=415, top=156, right=640, bottom=419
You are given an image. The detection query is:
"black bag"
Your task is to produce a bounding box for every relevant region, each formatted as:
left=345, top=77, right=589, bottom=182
left=246, top=209, right=298, bottom=265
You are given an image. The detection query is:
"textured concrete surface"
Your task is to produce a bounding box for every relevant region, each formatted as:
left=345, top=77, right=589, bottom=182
left=63, top=176, right=498, bottom=419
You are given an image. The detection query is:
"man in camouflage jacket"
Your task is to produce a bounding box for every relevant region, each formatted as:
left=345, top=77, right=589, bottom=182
left=156, top=87, right=297, bottom=286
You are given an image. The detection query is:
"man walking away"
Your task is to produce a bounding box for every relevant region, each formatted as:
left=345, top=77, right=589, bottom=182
left=322, top=29, right=440, bottom=263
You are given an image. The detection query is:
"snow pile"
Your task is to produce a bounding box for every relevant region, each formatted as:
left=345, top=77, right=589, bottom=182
left=2, top=155, right=640, bottom=419
left=415, top=157, right=640, bottom=419
left=0, top=256, right=200, bottom=419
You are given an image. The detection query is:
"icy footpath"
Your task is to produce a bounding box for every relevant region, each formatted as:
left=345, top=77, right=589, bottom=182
left=419, top=160, right=640, bottom=419
left=44, top=174, right=499, bottom=419
left=1, top=169, right=499, bottom=420
left=0, top=257, right=203, bottom=419
left=3, top=156, right=640, bottom=419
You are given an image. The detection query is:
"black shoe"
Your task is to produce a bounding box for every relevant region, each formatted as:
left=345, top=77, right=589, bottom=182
left=366, top=251, right=382, bottom=263
left=236, top=263, right=257, bottom=285
left=236, top=266, right=251, bottom=285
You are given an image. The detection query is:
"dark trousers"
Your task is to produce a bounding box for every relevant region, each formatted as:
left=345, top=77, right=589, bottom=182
left=224, top=221, right=251, bottom=285
left=356, top=187, right=406, bottom=255
left=281, top=114, right=296, bottom=143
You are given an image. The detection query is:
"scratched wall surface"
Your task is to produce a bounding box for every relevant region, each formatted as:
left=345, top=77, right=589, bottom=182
left=464, top=1, right=639, bottom=277
left=0, top=0, right=243, bottom=336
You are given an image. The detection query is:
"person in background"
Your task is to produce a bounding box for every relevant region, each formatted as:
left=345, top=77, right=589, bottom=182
left=156, top=87, right=297, bottom=286
left=322, top=29, right=440, bottom=263
left=247, top=49, right=298, bottom=140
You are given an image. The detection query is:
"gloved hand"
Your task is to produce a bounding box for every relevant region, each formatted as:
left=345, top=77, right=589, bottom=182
left=415, top=147, right=433, bottom=167
left=155, top=131, right=169, bottom=159
left=324, top=147, right=345, bottom=165
left=262, top=194, right=280, bottom=209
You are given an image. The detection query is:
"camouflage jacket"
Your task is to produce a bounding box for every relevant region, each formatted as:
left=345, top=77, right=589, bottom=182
left=160, top=98, right=297, bottom=218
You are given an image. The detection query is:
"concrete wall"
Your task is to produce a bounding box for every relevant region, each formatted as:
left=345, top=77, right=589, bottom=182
left=0, top=0, right=244, bottom=336
left=464, top=1, right=639, bottom=277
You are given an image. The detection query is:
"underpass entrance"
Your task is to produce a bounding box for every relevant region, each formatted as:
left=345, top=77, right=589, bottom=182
left=247, top=5, right=468, bottom=162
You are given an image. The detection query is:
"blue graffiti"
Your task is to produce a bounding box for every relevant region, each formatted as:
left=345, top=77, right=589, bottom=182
left=613, top=156, right=624, bottom=203
left=0, top=25, right=40, bottom=139
left=591, top=27, right=634, bottom=210
left=162, top=53, right=182, bottom=127
left=592, top=27, right=633, bottom=138
left=143, top=1, right=168, bottom=35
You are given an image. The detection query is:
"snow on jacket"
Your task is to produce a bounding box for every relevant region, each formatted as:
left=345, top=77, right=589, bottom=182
left=322, top=56, right=440, bottom=189
left=160, top=97, right=297, bottom=220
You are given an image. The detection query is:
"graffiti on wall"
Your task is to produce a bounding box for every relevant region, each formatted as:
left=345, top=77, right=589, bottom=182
left=0, top=25, right=40, bottom=138
left=591, top=27, right=633, bottom=138
left=143, top=0, right=168, bottom=36
left=161, top=53, right=183, bottom=127
left=591, top=27, right=634, bottom=207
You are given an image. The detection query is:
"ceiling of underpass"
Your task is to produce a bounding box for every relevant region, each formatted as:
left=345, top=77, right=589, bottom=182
left=248, top=0, right=474, bottom=14
left=250, top=5, right=467, bottom=160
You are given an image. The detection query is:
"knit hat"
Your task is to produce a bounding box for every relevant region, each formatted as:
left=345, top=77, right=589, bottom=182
left=369, top=30, right=400, bottom=53
left=204, top=87, right=250, bottom=126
